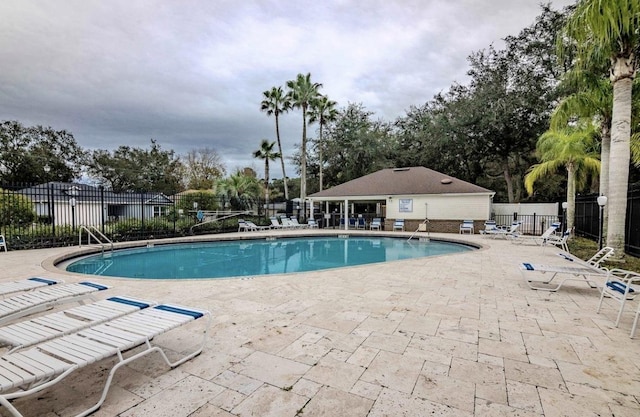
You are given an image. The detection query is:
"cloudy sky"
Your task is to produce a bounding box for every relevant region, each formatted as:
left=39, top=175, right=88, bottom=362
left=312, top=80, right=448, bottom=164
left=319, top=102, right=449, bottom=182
left=1, top=0, right=575, bottom=178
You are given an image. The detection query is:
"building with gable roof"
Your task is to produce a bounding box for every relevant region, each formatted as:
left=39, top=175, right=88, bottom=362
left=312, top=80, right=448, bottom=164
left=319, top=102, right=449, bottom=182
left=308, top=167, right=495, bottom=232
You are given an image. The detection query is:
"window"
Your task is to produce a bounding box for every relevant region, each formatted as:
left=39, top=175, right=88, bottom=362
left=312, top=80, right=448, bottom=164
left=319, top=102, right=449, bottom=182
left=153, top=206, right=169, bottom=217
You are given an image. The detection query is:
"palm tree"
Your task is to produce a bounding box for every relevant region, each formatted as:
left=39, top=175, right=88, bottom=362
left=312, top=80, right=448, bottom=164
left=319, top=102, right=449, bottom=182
left=260, top=86, right=291, bottom=199
left=561, top=0, right=639, bottom=255
left=525, top=124, right=600, bottom=231
left=308, top=95, right=338, bottom=191
left=215, top=171, right=261, bottom=211
left=550, top=68, right=613, bottom=235
left=253, top=139, right=280, bottom=206
left=286, top=73, right=322, bottom=205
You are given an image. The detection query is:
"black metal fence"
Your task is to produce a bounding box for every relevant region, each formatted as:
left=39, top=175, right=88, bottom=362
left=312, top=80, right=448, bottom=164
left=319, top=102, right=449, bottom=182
left=0, top=182, right=292, bottom=250
left=574, top=185, right=640, bottom=257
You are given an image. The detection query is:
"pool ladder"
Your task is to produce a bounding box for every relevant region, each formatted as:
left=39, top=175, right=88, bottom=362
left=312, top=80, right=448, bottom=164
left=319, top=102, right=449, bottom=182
left=79, top=225, right=114, bottom=253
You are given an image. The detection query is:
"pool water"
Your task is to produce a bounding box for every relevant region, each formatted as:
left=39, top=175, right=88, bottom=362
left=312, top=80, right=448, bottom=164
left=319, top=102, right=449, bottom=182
left=66, top=237, right=472, bottom=279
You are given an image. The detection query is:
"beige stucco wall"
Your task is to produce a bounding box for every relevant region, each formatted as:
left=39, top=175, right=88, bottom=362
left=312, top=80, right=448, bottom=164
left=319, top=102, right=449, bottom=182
left=384, top=194, right=492, bottom=221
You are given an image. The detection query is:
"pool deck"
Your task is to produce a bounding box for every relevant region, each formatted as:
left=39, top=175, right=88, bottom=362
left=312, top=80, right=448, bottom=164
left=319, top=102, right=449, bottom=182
left=1, top=230, right=639, bottom=417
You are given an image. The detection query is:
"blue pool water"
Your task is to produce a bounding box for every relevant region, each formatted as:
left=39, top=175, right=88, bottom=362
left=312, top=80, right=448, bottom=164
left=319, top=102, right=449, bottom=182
left=66, top=237, right=473, bottom=279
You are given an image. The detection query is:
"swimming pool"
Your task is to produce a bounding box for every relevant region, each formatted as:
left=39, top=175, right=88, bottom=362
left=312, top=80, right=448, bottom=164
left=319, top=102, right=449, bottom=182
left=65, top=236, right=473, bottom=279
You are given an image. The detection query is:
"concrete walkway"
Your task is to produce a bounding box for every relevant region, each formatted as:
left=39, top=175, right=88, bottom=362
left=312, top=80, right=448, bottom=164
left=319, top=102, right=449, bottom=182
left=0, top=231, right=639, bottom=416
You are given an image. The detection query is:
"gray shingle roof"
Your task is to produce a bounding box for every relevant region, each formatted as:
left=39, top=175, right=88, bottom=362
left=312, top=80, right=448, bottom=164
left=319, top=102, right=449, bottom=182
left=309, top=167, right=493, bottom=198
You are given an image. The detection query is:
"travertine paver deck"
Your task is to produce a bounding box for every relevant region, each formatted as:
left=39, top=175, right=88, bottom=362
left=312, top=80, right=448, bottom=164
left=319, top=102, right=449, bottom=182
left=0, top=230, right=639, bottom=417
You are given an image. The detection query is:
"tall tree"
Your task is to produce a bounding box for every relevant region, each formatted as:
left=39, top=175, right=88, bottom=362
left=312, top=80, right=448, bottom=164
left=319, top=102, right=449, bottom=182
left=261, top=86, right=291, bottom=199
left=183, top=147, right=226, bottom=190
left=252, top=139, right=280, bottom=205
left=525, top=124, right=600, bottom=231
left=321, top=103, right=394, bottom=186
left=308, top=95, right=338, bottom=191
left=550, top=68, right=613, bottom=233
left=88, top=139, right=183, bottom=194
left=561, top=0, right=640, bottom=255
left=286, top=73, right=322, bottom=205
left=0, top=120, right=86, bottom=184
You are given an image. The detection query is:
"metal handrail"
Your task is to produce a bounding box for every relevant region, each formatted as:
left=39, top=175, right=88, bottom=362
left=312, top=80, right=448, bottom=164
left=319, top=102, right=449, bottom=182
left=408, top=218, right=430, bottom=241
left=79, top=225, right=113, bottom=253
left=189, top=210, right=252, bottom=234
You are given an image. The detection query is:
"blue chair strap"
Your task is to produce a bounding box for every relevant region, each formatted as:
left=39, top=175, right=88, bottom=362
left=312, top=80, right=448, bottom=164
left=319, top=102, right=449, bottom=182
left=523, top=263, right=534, bottom=271
left=606, top=281, right=635, bottom=294
left=107, top=297, right=151, bottom=309
left=28, top=277, right=58, bottom=285
left=155, top=305, right=203, bottom=319
left=79, top=281, right=109, bottom=291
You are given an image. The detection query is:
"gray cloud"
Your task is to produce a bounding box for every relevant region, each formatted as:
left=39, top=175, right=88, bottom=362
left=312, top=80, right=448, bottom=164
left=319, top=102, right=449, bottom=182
left=1, top=0, right=575, bottom=177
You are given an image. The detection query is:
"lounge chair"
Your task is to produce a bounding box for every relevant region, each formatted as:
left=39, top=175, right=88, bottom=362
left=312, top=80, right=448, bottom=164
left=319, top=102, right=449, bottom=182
left=307, top=218, right=319, bottom=228
left=356, top=217, right=366, bottom=229
left=508, top=222, right=560, bottom=245
left=479, top=220, right=498, bottom=236
left=0, top=281, right=109, bottom=325
left=270, top=217, right=284, bottom=229
left=519, top=247, right=612, bottom=292
left=289, top=218, right=307, bottom=228
left=348, top=217, right=357, bottom=228
left=596, top=268, right=640, bottom=330
left=0, top=303, right=210, bottom=417
left=393, top=219, right=404, bottom=231
left=238, top=219, right=251, bottom=232
left=459, top=220, right=474, bottom=234
left=0, top=296, right=154, bottom=352
left=0, top=277, right=61, bottom=298
left=544, top=229, right=570, bottom=253
left=0, top=235, right=6, bottom=252
left=585, top=246, right=615, bottom=267
left=485, top=221, right=520, bottom=239
left=245, top=220, right=271, bottom=231
left=370, top=218, right=382, bottom=231
left=632, top=302, right=640, bottom=338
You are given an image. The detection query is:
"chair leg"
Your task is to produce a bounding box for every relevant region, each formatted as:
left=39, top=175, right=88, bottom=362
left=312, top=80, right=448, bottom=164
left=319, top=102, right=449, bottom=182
left=631, top=303, right=640, bottom=338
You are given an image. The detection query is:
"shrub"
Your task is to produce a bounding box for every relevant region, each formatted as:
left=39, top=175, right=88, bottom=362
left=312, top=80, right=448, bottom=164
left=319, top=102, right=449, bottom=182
left=0, top=190, right=36, bottom=226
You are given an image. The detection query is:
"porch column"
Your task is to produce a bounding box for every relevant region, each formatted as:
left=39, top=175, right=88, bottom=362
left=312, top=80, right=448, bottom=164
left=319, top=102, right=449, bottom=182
left=344, top=198, right=349, bottom=230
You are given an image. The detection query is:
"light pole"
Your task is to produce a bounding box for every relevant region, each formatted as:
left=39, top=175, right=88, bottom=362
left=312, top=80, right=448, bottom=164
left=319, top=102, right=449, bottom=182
left=69, top=197, right=77, bottom=232
left=597, top=195, right=607, bottom=250
left=561, top=201, right=568, bottom=233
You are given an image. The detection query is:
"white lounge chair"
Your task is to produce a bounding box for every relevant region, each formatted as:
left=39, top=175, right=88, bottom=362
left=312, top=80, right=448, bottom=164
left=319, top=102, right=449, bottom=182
left=0, top=235, right=6, bottom=252
left=0, top=277, right=62, bottom=298
left=270, top=217, right=284, bottom=229
left=370, top=218, right=382, bottom=231
left=519, top=248, right=612, bottom=292
left=245, top=221, right=271, bottom=231
left=238, top=219, right=251, bottom=232
left=289, top=218, right=307, bottom=228
left=508, top=222, right=560, bottom=245
left=596, top=268, right=640, bottom=330
left=459, top=220, right=474, bottom=234
left=307, top=219, right=319, bottom=228
left=0, top=281, right=109, bottom=325
left=0, top=296, right=154, bottom=352
left=544, top=229, right=570, bottom=253
left=483, top=221, right=520, bottom=239
left=0, top=303, right=210, bottom=417
left=479, top=220, right=498, bottom=237
left=393, top=219, right=404, bottom=231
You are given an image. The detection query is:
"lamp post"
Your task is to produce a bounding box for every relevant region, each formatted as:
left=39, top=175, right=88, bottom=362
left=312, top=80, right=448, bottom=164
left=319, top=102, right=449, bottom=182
left=597, top=195, right=607, bottom=250
left=561, top=202, right=568, bottom=233
left=69, top=197, right=77, bottom=232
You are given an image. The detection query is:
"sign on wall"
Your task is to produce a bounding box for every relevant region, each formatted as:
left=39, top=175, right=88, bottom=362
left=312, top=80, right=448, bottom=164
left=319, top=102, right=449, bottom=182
left=399, top=199, right=413, bottom=212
